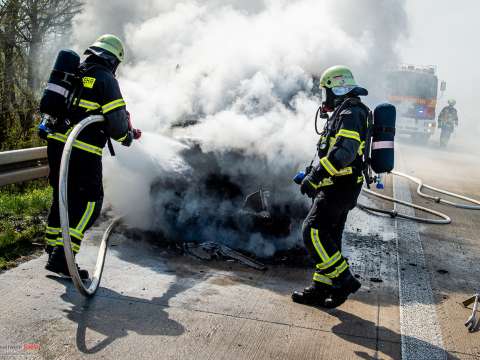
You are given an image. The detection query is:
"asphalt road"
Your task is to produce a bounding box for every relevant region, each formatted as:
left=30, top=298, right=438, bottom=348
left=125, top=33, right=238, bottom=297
left=0, top=205, right=403, bottom=360
left=396, top=136, right=480, bottom=359
left=0, top=133, right=479, bottom=360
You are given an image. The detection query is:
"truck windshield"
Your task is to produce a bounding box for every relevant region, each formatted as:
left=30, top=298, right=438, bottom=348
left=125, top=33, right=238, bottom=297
left=387, top=71, right=438, bottom=99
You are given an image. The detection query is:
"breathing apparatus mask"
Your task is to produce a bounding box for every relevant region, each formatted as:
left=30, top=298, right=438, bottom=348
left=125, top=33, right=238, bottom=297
left=320, top=85, right=356, bottom=114
left=316, top=87, right=349, bottom=133
left=320, top=87, right=334, bottom=114
left=320, top=88, right=339, bottom=112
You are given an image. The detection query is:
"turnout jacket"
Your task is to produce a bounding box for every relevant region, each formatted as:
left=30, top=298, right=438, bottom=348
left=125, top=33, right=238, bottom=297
left=47, top=54, right=130, bottom=200
left=438, top=106, right=458, bottom=129
left=310, top=97, right=369, bottom=188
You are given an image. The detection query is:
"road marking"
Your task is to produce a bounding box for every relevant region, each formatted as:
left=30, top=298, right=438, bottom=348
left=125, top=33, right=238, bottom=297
left=393, top=172, right=446, bottom=360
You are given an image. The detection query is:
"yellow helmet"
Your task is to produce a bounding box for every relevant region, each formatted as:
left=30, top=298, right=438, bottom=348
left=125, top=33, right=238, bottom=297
left=89, top=34, right=125, bottom=62
left=319, top=65, right=358, bottom=96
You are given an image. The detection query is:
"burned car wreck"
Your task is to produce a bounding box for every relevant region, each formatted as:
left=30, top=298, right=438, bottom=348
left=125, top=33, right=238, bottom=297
left=136, top=72, right=324, bottom=264
left=148, top=139, right=310, bottom=261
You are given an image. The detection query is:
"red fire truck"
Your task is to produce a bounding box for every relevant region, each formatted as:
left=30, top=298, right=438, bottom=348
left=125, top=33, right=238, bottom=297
left=387, top=64, right=446, bottom=143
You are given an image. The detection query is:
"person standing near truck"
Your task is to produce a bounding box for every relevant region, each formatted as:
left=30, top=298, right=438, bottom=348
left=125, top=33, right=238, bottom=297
left=438, top=99, right=458, bottom=148
left=292, top=65, right=368, bottom=308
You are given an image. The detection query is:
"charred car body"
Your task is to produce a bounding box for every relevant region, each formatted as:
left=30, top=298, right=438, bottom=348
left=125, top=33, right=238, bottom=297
left=149, top=139, right=310, bottom=257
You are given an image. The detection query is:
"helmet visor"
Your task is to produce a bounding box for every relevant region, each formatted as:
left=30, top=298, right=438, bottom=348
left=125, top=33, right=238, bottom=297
left=332, top=86, right=355, bottom=96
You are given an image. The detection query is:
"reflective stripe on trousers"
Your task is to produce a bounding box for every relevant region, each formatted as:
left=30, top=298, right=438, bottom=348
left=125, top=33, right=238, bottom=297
left=310, top=227, right=349, bottom=285
left=46, top=202, right=96, bottom=253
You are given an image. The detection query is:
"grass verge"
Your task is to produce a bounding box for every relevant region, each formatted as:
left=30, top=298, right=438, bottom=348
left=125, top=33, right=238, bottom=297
left=0, top=180, right=51, bottom=270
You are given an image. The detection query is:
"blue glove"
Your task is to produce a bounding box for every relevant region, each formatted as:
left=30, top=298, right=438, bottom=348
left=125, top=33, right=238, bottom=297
left=38, top=119, right=51, bottom=140
left=300, top=175, right=320, bottom=198
left=293, top=171, right=306, bottom=185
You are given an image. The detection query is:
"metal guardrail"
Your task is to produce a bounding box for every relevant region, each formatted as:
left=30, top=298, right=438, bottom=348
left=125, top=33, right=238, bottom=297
left=0, top=146, right=49, bottom=186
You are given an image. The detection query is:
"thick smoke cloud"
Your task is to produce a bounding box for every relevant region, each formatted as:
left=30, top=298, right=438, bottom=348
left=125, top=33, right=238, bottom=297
left=73, top=0, right=407, bottom=256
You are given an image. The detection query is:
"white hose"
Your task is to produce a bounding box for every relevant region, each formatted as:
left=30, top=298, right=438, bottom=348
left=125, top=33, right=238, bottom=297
left=59, top=115, right=120, bottom=297
left=358, top=170, right=480, bottom=224
left=392, top=170, right=480, bottom=210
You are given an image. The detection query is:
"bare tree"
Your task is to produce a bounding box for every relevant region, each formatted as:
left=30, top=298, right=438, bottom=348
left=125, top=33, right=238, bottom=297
left=0, top=0, right=21, bottom=146
left=8, top=0, right=81, bottom=138
left=0, top=0, right=82, bottom=148
left=17, top=0, right=82, bottom=91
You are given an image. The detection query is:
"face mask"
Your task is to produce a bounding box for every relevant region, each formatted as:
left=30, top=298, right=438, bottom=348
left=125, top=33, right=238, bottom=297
left=321, top=87, right=335, bottom=112
left=321, top=87, right=327, bottom=102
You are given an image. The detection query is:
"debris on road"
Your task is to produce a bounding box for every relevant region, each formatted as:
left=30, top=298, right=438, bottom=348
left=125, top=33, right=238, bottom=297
left=184, top=242, right=267, bottom=271
left=463, top=294, right=480, bottom=333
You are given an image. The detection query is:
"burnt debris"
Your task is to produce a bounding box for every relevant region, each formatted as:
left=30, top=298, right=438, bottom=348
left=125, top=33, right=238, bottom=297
left=148, top=140, right=308, bottom=258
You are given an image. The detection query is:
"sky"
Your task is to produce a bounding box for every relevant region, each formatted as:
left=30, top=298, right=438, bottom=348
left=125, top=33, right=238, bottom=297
left=401, top=0, right=479, bottom=132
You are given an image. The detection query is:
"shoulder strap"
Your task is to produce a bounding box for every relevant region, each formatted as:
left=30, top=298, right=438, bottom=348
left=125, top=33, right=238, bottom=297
left=336, top=98, right=373, bottom=187
left=78, top=62, right=117, bottom=157
left=363, top=105, right=374, bottom=186
left=70, top=62, right=111, bottom=112
left=329, top=97, right=371, bottom=132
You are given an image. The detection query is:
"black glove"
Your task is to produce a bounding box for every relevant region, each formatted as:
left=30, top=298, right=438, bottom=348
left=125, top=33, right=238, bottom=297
left=121, top=130, right=134, bottom=147
left=300, top=173, right=321, bottom=198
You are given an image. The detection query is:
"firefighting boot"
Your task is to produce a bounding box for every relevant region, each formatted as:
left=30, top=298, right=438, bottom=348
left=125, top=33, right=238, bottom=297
left=322, top=271, right=361, bottom=309
left=292, top=283, right=330, bottom=305
left=45, top=246, right=89, bottom=280
left=45, top=244, right=54, bottom=255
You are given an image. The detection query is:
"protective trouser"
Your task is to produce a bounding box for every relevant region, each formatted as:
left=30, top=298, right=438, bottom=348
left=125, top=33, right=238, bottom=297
left=302, top=183, right=362, bottom=287
left=45, top=188, right=102, bottom=254
left=440, top=128, right=453, bottom=147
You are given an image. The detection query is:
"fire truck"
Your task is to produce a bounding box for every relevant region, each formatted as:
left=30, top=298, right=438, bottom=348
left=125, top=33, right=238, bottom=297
left=386, top=64, right=446, bottom=143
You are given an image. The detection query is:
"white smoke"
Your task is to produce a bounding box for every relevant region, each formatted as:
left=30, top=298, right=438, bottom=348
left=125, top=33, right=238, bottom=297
left=73, top=0, right=408, bottom=256
left=401, top=0, right=480, bottom=150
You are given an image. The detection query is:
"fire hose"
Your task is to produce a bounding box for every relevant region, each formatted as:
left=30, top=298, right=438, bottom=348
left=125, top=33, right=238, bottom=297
left=357, top=170, right=480, bottom=332
left=58, top=118, right=480, bottom=321
left=59, top=115, right=121, bottom=297
left=358, top=170, right=480, bottom=224
left=464, top=295, right=480, bottom=333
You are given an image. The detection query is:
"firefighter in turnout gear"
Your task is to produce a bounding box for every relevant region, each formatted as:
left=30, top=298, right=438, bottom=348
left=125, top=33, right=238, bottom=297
left=292, top=65, right=367, bottom=308
left=438, top=99, right=458, bottom=148
left=43, top=34, right=141, bottom=279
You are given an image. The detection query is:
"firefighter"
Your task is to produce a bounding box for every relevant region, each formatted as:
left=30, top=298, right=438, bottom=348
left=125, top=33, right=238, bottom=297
left=438, top=99, right=458, bottom=148
left=43, top=34, right=141, bottom=279
left=292, top=65, right=367, bottom=308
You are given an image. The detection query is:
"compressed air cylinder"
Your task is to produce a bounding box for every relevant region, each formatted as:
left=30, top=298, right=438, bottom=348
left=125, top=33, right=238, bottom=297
left=39, top=49, right=80, bottom=119
left=371, top=103, right=396, bottom=173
